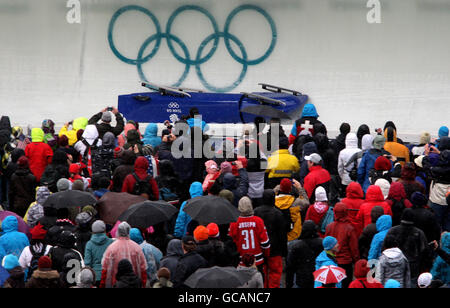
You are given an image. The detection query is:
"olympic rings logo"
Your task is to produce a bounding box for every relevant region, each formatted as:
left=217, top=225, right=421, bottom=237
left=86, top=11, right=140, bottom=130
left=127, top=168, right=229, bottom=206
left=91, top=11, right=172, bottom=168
left=168, top=102, right=180, bottom=109
left=108, top=4, right=277, bottom=92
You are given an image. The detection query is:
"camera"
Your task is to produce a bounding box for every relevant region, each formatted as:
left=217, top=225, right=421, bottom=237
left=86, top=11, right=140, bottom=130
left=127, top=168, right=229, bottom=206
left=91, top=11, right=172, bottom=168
left=107, top=106, right=113, bottom=111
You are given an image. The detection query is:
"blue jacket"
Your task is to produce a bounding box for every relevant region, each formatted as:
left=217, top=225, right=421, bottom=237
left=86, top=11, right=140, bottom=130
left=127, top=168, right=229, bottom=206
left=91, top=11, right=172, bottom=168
left=314, top=250, right=341, bottom=288
left=357, top=149, right=388, bottom=192
left=0, top=216, right=29, bottom=260
left=142, top=123, right=161, bottom=149
left=84, top=233, right=114, bottom=281
left=130, top=228, right=163, bottom=282
left=368, top=215, right=392, bottom=261
left=431, top=232, right=450, bottom=285
left=173, top=182, right=203, bottom=238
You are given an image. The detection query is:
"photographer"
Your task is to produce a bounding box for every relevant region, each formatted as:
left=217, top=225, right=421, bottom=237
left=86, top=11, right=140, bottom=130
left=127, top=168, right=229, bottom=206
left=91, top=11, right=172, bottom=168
left=88, top=107, right=124, bottom=139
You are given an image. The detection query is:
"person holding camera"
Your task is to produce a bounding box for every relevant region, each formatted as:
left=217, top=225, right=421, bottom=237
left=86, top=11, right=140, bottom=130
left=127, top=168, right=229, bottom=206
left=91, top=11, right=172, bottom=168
left=88, top=107, right=124, bottom=139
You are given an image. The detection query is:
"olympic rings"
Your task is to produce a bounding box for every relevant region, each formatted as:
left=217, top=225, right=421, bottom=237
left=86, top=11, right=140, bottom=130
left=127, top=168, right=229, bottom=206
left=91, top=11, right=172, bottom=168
left=108, top=4, right=277, bottom=92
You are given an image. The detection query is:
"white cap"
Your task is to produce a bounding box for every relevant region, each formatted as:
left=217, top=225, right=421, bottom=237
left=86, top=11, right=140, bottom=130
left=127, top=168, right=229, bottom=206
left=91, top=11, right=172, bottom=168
left=305, top=153, right=322, bottom=164
left=418, top=272, right=432, bottom=288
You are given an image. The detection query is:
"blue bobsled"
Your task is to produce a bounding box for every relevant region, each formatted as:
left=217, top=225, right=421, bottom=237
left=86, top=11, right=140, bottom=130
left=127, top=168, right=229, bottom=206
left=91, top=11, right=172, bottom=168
left=118, top=82, right=308, bottom=124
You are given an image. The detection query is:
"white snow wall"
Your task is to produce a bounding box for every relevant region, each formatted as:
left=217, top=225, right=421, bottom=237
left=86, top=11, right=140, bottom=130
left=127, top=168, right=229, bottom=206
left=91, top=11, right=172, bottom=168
left=0, top=0, right=449, bottom=140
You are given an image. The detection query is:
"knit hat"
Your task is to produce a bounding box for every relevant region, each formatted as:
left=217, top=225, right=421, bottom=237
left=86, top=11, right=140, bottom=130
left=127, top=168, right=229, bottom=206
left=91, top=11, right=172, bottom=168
left=374, top=178, right=390, bottom=200
left=182, top=235, right=196, bottom=246
left=17, top=156, right=29, bottom=168
left=219, top=189, right=234, bottom=205
left=304, top=153, right=322, bottom=164
left=315, top=186, right=328, bottom=202
left=374, top=156, right=391, bottom=171
left=438, top=126, right=449, bottom=138
left=322, top=236, right=338, bottom=250
left=117, top=221, right=131, bottom=237
left=72, top=180, right=84, bottom=191
left=38, top=256, right=52, bottom=269
left=157, top=267, right=171, bottom=280
left=238, top=196, right=254, bottom=216
left=384, top=279, right=401, bottom=288
left=419, top=132, right=431, bottom=145
left=2, top=254, right=20, bottom=271
left=411, top=192, right=428, bottom=208
left=418, top=272, right=433, bottom=288
left=114, top=146, right=124, bottom=158
left=207, top=223, right=220, bottom=238
left=193, top=225, right=209, bottom=242
left=57, top=178, right=71, bottom=192
left=400, top=208, right=415, bottom=225
left=372, top=135, right=386, bottom=150
left=30, top=223, right=47, bottom=240
left=91, top=220, right=106, bottom=233
left=279, top=178, right=292, bottom=194
left=101, top=112, right=112, bottom=123
left=220, top=161, right=232, bottom=174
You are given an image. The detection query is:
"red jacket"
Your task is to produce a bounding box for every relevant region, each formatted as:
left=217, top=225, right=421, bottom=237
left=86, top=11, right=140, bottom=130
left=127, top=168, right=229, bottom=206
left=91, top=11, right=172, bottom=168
left=305, top=201, right=329, bottom=237
left=122, top=156, right=159, bottom=200
left=348, top=259, right=383, bottom=288
left=25, top=142, right=53, bottom=182
left=386, top=182, right=413, bottom=208
left=303, top=165, right=331, bottom=199
left=325, top=203, right=360, bottom=265
left=341, top=182, right=365, bottom=236
left=356, top=185, right=393, bottom=229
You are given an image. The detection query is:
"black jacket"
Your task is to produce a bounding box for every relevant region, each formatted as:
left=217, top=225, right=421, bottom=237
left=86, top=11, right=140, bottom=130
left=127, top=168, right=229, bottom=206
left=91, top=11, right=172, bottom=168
left=88, top=112, right=124, bottom=139
left=411, top=207, right=441, bottom=243
left=172, top=251, right=208, bottom=288
left=114, top=273, right=142, bottom=288
left=9, top=167, right=36, bottom=217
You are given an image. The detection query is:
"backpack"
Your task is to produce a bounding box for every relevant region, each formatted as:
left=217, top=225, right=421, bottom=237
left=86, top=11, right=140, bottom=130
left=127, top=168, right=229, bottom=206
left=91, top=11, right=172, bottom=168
left=280, top=208, right=294, bottom=232
left=40, top=166, right=59, bottom=192
left=81, top=137, right=100, bottom=177
left=344, top=151, right=361, bottom=182
left=159, top=187, right=179, bottom=206
left=319, top=206, right=334, bottom=234
left=368, top=169, right=392, bottom=185
left=132, top=172, right=154, bottom=200
left=28, top=244, right=47, bottom=279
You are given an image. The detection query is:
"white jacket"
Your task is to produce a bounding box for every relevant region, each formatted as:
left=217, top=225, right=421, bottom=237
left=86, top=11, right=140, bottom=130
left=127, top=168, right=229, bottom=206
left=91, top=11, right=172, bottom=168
left=338, top=133, right=362, bottom=185
left=19, top=243, right=52, bottom=269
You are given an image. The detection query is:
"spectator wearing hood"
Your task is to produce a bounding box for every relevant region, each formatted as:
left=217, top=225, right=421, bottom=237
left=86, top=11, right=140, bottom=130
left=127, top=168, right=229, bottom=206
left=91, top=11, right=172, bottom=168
left=123, top=129, right=144, bottom=155
left=8, top=156, right=36, bottom=217
left=356, top=124, right=371, bottom=149
left=314, top=132, right=338, bottom=176
left=385, top=209, right=430, bottom=284
left=315, top=236, right=341, bottom=288
left=430, top=232, right=450, bottom=285
left=289, top=103, right=322, bottom=144
left=118, top=122, right=137, bottom=148
left=41, top=119, right=58, bottom=150
left=100, top=222, right=147, bottom=288
left=58, top=117, right=88, bottom=146
left=160, top=239, right=184, bottom=280
left=113, top=258, right=142, bottom=288
left=398, top=162, right=425, bottom=200
left=111, top=149, right=136, bottom=192
left=173, top=182, right=203, bottom=239
left=24, top=186, right=51, bottom=228
left=48, top=230, right=84, bottom=275
left=338, top=133, right=362, bottom=188
left=266, top=137, right=299, bottom=188
left=74, top=124, right=102, bottom=177
left=142, top=123, right=161, bottom=149
left=2, top=254, right=25, bottom=288
left=4, top=148, right=25, bottom=184
left=341, top=182, right=365, bottom=236
left=348, top=259, right=383, bottom=288
left=74, top=212, right=94, bottom=256
left=411, top=132, right=431, bottom=158
left=356, top=185, right=392, bottom=230
left=305, top=186, right=330, bottom=237
left=435, top=126, right=449, bottom=149
left=88, top=108, right=124, bottom=139
left=25, top=128, right=53, bottom=183
left=375, top=235, right=411, bottom=288
left=374, top=178, right=391, bottom=201
left=331, top=123, right=351, bottom=156
left=202, top=160, right=220, bottom=193
left=84, top=220, right=113, bottom=286
left=25, top=256, right=63, bottom=288
left=91, top=131, right=116, bottom=180
left=254, top=189, right=288, bottom=288
left=11, top=126, right=31, bottom=151
left=222, top=161, right=249, bottom=208
left=325, top=202, right=360, bottom=288
left=286, top=220, right=322, bottom=288
left=368, top=215, right=392, bottom=261
left=383, top=126, right=410, bottom=166
left=121, top=156, right=159, bottom=201
left=40, top=149, right=70, bottom=193
left=358, top=206, right=385, bottom=260
left=386, top=182, right=413, bottom=227
left=0, top=215, right=30, bottom=260
left=410, top=192, right=441, bottom=243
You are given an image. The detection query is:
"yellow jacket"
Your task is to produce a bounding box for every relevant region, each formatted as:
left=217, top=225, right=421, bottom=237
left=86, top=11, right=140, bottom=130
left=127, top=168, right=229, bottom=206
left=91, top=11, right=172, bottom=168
left=383, top=128, right=410, bottom=166
left=275, top=194, right=302, bottom=241
left=58, top=117, right=88, bottom=146
left=266, top=149, right=300, bottom=178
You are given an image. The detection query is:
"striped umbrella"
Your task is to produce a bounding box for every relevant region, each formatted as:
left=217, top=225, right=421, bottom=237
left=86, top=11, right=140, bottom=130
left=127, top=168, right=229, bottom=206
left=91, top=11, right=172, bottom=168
left=313, top=265, right=347, bottom=284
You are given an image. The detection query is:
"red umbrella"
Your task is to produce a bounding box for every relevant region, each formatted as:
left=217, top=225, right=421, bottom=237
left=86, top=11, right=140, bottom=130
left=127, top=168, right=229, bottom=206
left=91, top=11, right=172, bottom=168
left=313, top=265, right=347, bottom=284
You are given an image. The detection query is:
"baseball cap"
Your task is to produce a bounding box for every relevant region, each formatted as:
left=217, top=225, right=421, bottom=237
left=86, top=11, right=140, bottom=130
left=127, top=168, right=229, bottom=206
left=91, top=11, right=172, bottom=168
left=304, top=153, right=322, bottom=164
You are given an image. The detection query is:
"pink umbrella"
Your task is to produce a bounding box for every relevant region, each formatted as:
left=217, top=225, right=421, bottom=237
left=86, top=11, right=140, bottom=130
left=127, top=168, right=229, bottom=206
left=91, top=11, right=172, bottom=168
left=0, top=210, right=31, bottom=239
left=313, top=265, right=347, bottom=284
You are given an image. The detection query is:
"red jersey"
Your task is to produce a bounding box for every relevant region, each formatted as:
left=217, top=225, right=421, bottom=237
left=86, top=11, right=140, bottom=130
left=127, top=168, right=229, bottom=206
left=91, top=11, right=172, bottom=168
left=228, top=216, right=270, bottom=266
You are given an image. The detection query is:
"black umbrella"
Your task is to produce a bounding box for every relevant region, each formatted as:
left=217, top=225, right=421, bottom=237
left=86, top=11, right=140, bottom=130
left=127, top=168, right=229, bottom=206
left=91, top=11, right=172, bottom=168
left=240, top=105, right=291, bottom=120
left=116, top=200, right=178, bottom=228
left=183, top=195, right=239, bottom=225
left=42, top=190, right=97, bottom=209
left=184, top=266, right=253, bottom=288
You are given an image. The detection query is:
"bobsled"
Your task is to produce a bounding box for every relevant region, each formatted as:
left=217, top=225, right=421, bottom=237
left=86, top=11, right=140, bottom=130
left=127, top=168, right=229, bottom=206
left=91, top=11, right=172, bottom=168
left=117, top=82, right=309, bottom=124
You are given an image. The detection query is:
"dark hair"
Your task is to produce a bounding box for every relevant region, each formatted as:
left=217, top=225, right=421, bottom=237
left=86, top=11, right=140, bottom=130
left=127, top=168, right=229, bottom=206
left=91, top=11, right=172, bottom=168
left=189, top=107, right=199, bottom=118
left=279, top=137, right=289, bottom=150
left=382, top=235, right=399, bottom=251
left=58, top=134, right=69, bottom=147
left=241, top=253, right=255, bottom=267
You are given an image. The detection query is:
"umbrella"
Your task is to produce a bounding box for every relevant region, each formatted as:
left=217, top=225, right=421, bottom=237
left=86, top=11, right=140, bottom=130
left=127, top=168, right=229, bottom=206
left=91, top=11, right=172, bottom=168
left=313, top=265, right=347, bottom=284
left=116, top=200, right=178, bottom=228
left=183, top=195, right=239, bottom=225
left=42, top=190, right=97, bottom=209
left=184, top=266, right=253, bottom=288
left=0, top=211, right=30, bottom=238
left=240, top=105, right=291, bottom=120
left=97, top=192, right=147, bottom=225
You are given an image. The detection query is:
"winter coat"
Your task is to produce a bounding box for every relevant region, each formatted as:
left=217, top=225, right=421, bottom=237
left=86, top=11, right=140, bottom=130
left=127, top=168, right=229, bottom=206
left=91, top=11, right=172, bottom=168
left=160, top=239, right=183, bottom=279
left=114, top=272, right=142, bottom=288
left=314, top=133, right=338, bottom=176
left=303, top=165, right=331, bottom=200
left=411, top=207, right=441, bottom=243
left=0, top=216, right=30, bottom=260
left=314, top=250, right=341, bottom=288
left=173, top=182, right=203, bottom=238
left=431, top=233, right=450, bottom=285
left=266, top=149, right=300, bottom=179
left=111, top=150, right=136, bottom=192
left=368, top=215, right=392, bottom=261
left=48, top=236, right=84, bottom=274
left=88, top=111, right=125, bottom=139
left=25, top=268, right=63, bottom=288
left=91, top=132, right=115, bottom=178
left=121, top=156, right=159, bottom=200
left=100, top=237, right=147, bottom=288
left=338, top=133, right=362, bottom=185
left=348, top=259, right=383, bottom=288
left=9, top=166, right=36, bottom=217
left=274, top=194, right=302, bottom=242
left=357, top=148, right=391, bottom=192
left=305, top=201, right=329, bottom=236
left=130, top=228, right=163, bottom=282
left=383, top=128, right=410, bottom=167
left=24, top=186, right=51, bottom=228
left=84, top=233, right=114, bottom=281
left=74, top=124, right=102, bottom=159
left=172, top=250, right=208, bottom=288
left=286, top=221, right=323, bottom=288
left=202, top=160, right=220, bottom=193
left=237, top=266, right=264, bottom=288
left=58, top=117, right=88, bottom=146
left=375, top=247, right=411, bottom=288
left=358, top=206, right=385, bottom=260
left=356, top=185, right=393, bottom=229
left=341, top=182, right=365, bottom=236
left=325, top=203, right=360, bottom=265
left=118, top=123, right=137, bottom=148
left=222, top=169, right=249, bottom=208
left=142, top=123, right=161, bottom=149
left=289, top=104, right=321, bottom=144
left=386, top=182, right=413, bottom=226
left=25, top=128, right=53, bottom=182
left=3, top=266, right=25, bottom=288
left=298, top=141, right=318, bottom=182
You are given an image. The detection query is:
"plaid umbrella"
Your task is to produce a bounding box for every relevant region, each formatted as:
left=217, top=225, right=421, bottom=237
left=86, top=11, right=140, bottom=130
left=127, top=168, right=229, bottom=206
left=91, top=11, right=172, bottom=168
left=313, top=265, right=347, bottom=284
